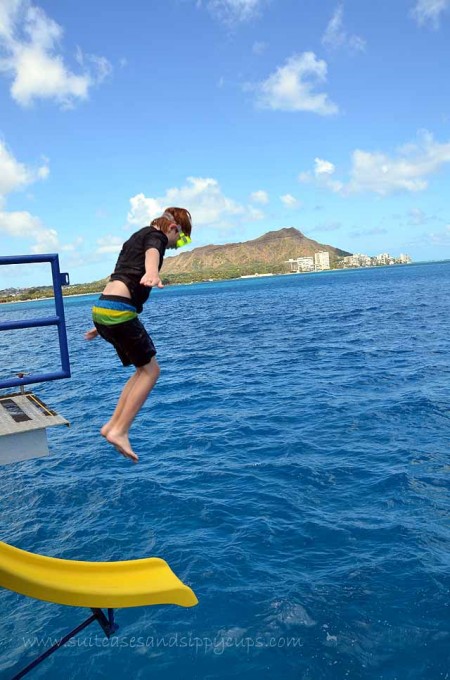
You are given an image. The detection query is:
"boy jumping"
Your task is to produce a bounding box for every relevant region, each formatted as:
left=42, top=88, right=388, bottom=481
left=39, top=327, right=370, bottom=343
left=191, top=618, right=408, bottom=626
left=85, top=207, right=192, bottom=462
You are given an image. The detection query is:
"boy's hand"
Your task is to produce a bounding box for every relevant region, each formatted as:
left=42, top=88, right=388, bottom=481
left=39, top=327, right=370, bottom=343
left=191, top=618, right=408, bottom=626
left=140, top=272, right=164, bottom=288
left=85, top=328, right=98, bottom=341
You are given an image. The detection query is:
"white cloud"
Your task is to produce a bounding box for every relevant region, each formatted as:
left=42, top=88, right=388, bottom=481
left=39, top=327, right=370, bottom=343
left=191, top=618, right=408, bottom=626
left=411, top=0, right=450, bottom=27
left=0, top=0, right=111, bottom=107
left=347, top=132, right=450, bottom=194
left=0, top=142, right=32, bottom=197
left=349, top=227, right=388, bottom=238
left=0, top=209, right=63, bottom=253
left=251, top=52, right=338, bottom=115
left=96, top=235, right=123, bottom=254
left=0, top=210, right=71, bottom=253
left=408, top=207, right=428, bottom=225
left=299, top=131, right=450, bottom=196
left=0, top=140, right=67, bottom=253
left=322, top=4, right=366, bottom=52
left=199, top=0, right=265, bottom=24
left=252, top=40, right=267, bottom=55
left=280, top=193, right=300, bottom=207
left=0, top=216, right=84, bottom=256
left=0, top=141, right=49, bottom=199
left=30, top=227, right=60, bottom=253
left=299, top=157, right=343, bottom=193
left=250, top=189, right=269, bottom=204
left=307, top=221, right=342, bottom=233
left=428, top=224, right=450, bottom=245
left=37, top=161, right=49, bottom=179
left=60, top=236, right=83, bottom=252
left=127, top=194, right=165, bottom=228
left=127, top=176, right=265, bottom=232
left=75, top=48, right=112, bottom=82
left=315, top=158, right=336, bottom=176
left=0, top=209, right=42, bottom=236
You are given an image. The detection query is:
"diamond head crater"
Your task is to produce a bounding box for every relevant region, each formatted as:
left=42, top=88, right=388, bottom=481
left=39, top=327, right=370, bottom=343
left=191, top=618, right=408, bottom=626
left=1, top=228, right=351, bottom=302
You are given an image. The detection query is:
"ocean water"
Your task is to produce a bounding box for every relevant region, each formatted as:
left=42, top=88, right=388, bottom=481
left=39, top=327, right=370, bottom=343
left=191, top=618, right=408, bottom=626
left=0, top=263, right=449, bottom=680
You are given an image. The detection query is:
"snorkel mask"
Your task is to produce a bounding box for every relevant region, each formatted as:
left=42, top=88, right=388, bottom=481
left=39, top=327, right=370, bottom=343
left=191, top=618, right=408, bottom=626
left=175, top=231, right=192, bottom=249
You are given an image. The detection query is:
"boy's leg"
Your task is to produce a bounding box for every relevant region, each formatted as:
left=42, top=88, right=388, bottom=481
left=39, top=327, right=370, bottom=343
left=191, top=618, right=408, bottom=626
left=106, top=359, right=161, bottom=462
left=100, top=371, right=139, bottom=438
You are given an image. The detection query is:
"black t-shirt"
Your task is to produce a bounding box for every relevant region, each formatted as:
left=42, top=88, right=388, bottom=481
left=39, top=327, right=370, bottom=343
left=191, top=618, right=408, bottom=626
left=110, top=226, right=168, bottom=312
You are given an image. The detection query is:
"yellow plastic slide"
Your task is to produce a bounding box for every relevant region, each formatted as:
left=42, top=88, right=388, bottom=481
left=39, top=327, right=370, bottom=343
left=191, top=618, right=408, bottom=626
left=0, top=540, right=198, bottom=609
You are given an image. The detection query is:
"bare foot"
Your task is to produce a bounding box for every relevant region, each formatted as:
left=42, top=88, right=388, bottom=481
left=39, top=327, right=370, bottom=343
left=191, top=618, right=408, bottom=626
left=105, top=430, right=139, bottom=462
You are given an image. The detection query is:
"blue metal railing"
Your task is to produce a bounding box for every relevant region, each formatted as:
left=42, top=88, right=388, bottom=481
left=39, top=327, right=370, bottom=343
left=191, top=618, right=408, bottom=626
left=0, top=254, right=71, bottom=389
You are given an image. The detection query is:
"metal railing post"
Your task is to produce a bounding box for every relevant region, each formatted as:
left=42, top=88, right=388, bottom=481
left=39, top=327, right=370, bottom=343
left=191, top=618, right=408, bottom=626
left=0, top=254, right=71, bottom=389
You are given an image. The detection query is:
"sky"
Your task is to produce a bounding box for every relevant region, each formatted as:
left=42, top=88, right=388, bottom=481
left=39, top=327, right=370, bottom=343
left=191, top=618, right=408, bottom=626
left=0, top=0, right=450, bottom=287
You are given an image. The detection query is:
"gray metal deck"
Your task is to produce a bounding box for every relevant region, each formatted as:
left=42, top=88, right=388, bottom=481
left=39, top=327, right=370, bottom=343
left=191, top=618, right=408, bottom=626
left=0, top=392, right=69, bottom=464
left=0, top=392, right=69, bottom=435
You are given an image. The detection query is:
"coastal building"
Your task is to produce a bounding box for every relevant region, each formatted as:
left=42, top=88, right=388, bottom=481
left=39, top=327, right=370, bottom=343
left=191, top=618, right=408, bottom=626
left=342, top=251, right=412, bottom=268
left=297, top=257, right=315, bottom=272
left=314, top=251, right=330, bottom=271
left=376, top=252, right=391, bottom=265
left=343, top=253, right=371, bottom=268
left=286, top=257, right=314, bottom=273
left=287, top=249, right=412, bottom=274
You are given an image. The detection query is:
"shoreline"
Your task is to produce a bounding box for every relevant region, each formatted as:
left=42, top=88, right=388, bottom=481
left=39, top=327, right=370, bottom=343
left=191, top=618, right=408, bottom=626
left=1, top=260, right=448, bottom=305
left=0, top=291, right=103, bottom=305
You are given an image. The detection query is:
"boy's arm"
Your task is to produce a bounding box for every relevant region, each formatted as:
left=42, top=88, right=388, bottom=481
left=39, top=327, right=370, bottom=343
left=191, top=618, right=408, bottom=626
left=140, top=248, right=164, bottom=288
left=85, top=327, right=98, bottom=340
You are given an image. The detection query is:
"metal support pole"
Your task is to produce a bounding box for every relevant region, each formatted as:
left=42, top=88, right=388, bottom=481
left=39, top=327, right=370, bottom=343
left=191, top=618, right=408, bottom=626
left=11, top=609, right=118, bottom=679
left=51, top=255, right=71, bottom=378
left=11, top=613, right=97, bottom=680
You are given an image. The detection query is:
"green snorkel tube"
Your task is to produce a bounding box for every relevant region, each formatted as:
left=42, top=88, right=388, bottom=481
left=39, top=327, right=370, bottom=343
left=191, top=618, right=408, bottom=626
left=162, top=210, right=192, bottom=250
left=175, top=232, right=192, bottom=249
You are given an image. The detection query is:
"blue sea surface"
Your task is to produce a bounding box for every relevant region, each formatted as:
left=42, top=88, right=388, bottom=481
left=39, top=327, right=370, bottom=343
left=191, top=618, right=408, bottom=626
left=0, top=263, right=449, bottom=679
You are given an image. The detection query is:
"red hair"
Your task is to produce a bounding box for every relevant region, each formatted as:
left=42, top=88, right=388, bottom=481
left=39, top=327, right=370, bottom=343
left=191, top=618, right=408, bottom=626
left=150, top=216, right=173, bottom=234
left=162, top=207, right=192, bottom=237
